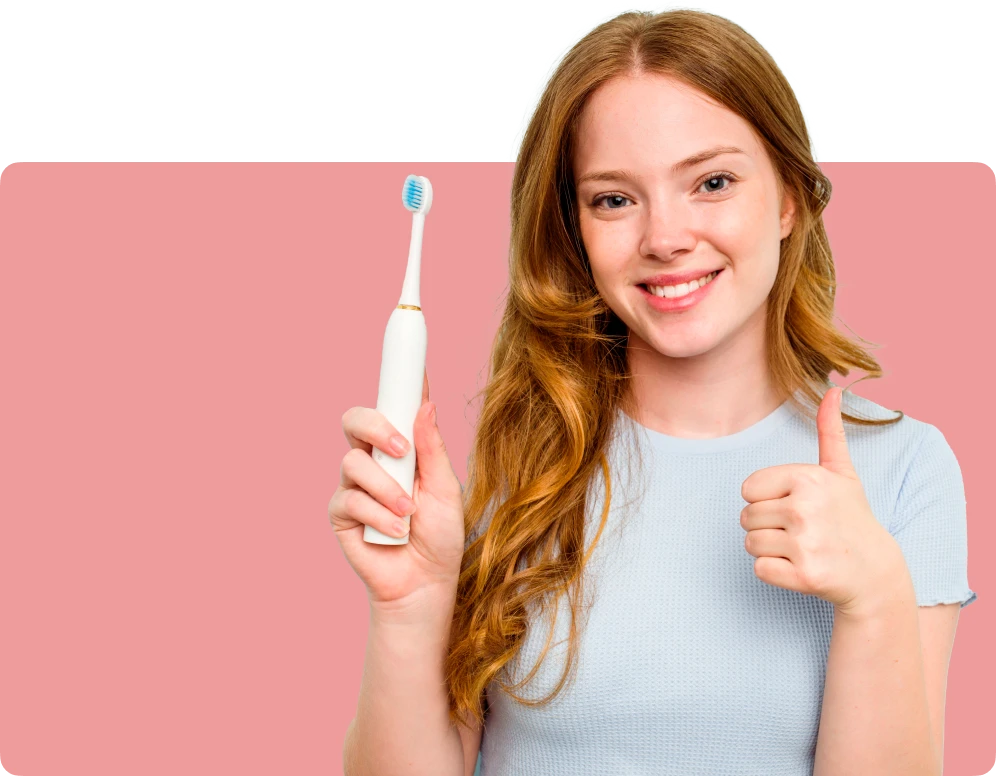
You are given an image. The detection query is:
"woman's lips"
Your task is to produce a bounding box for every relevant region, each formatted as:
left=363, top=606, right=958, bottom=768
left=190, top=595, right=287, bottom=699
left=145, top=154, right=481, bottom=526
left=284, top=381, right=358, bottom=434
left=637, top=268, right=723, bottom=312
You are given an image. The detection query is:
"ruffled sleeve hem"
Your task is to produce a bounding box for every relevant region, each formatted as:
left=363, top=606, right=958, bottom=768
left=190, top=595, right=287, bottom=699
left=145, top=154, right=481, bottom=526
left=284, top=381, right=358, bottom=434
left=916, top=589, right=977, bottom=608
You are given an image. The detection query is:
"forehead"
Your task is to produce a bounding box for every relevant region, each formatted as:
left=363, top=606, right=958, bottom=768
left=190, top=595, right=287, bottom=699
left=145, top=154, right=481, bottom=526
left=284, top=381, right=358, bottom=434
left=572, top=74, right=759, bottom=175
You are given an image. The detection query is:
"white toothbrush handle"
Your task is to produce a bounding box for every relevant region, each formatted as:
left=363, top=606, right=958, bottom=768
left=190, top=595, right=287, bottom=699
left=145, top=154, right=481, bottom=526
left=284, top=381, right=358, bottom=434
left=363, top=305, right=427, bottom=545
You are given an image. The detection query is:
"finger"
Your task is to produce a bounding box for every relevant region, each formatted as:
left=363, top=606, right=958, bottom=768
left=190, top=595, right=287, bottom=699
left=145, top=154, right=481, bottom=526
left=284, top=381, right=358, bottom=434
left=741, top=464, right=803, bottom=503
left=744, top=527, right=793, bottom=559
left=328, top=485, right=412, bottom=538
left=740, top=499, right=791, bottom=532
left=342, top=406, right=411, bottom=458
left=753, top=556, right=800, bottom=591
left=422, top=366, right=430, bottom=405
left=339, top=447, right=418, bottom=518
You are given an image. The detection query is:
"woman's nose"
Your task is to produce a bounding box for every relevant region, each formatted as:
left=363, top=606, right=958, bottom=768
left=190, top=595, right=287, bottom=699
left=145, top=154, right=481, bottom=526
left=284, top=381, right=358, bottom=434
left=640, top=201, right=697, bottom=258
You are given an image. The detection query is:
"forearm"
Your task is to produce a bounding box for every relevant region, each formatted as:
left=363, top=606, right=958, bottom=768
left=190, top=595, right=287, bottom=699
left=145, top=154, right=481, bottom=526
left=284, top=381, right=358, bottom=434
left=344, top=585, right=465, bottom=776
left=814, top=558, right=938, bottom=776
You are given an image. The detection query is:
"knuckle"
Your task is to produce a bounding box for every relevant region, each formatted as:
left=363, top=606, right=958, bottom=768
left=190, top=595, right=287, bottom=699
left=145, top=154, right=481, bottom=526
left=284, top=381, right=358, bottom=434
left=802, top=467, right=824, bottom=487
left=342, top=446, right=366, bottom=471
left=796, top=533, right=820, bottom=558
left=798, top=563, right=824, bottom=591
left=329, top=488, right=357, bottom=524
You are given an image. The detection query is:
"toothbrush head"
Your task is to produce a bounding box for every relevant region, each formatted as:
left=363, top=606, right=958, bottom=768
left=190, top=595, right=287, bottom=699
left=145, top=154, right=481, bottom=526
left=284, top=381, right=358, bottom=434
left=402, top=174, right=433, bottom=215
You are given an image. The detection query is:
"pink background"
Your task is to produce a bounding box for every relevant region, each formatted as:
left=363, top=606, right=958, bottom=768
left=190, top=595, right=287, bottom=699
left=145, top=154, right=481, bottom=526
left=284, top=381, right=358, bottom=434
left=0, top=162, right=991, bottom=774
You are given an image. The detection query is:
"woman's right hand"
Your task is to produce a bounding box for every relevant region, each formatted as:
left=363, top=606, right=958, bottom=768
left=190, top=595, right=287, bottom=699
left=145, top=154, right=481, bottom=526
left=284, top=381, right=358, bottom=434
left=329, top=368, right=467, bottom=610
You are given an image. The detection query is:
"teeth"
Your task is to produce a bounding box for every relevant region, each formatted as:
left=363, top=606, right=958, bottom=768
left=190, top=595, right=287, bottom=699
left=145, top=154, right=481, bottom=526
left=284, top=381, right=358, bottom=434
left=646, top=271, right=717, bottom=299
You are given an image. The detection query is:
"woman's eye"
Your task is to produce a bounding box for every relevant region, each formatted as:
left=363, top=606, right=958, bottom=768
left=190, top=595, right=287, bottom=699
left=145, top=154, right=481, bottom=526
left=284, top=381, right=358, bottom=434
left=697, top=172, right=736, bottom=194
left=591, top=193, right=632, bottom=210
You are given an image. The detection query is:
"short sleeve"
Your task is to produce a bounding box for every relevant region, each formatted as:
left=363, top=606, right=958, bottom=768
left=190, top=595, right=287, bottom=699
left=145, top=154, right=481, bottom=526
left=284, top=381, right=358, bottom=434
left=890, top=423, right=977, bottom=608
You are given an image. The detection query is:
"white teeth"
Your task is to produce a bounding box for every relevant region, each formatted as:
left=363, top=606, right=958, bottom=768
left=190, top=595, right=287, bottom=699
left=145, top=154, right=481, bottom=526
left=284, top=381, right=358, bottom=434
left=646, top=271, right=717, bottom=299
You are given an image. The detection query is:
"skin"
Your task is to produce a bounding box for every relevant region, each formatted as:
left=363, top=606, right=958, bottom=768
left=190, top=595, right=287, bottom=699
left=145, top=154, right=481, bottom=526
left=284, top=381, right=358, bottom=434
left=572, top=70, right=797, bottom=438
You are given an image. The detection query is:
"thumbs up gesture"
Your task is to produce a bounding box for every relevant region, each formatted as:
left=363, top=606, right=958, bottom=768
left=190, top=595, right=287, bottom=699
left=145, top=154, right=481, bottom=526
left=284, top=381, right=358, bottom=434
left=739, top=387, right=907, bottom=617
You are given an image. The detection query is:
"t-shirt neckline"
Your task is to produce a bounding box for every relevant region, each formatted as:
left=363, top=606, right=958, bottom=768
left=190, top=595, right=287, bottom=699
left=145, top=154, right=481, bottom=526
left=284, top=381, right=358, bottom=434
left=617, top=393, right=801, bottom=455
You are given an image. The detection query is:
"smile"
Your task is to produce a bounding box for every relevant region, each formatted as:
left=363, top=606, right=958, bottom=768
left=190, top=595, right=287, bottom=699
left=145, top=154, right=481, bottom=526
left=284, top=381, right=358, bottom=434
left=637, top=269, right=723, bottom=312
left=643, top=270, right=719, bottom=298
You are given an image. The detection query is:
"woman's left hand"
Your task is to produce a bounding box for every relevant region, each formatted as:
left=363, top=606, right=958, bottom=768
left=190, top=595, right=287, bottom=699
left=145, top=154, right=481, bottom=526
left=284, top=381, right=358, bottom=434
left=739, top=386, right=908, bottom=616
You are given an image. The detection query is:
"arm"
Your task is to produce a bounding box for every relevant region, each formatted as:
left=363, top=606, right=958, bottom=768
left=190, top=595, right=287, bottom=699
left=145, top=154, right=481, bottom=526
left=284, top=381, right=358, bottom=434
left=343, top=583, right=467, bottom=776
left=813, top=551, right=941, bottom=776
left=916, top=602, right=960, bottom=774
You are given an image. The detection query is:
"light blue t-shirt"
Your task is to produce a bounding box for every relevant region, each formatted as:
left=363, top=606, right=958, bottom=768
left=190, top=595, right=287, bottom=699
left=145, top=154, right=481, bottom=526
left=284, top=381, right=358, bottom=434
left=469, top=386, right=976, bottom=775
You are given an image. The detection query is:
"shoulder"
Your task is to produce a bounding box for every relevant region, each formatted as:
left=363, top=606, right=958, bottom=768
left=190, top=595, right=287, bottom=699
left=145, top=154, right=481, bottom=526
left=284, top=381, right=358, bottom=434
left=838, top=392, right=976, bottom=609
left=832, top=390, right=962, bottom=528
left=838, top=389, right=947, bottom=463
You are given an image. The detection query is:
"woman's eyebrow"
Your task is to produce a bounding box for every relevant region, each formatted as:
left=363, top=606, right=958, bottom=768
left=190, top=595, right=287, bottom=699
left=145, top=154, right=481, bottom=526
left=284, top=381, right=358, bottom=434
left=576, top=145, right=748, bottom=186
left=670, top=145, right=748, bottom=174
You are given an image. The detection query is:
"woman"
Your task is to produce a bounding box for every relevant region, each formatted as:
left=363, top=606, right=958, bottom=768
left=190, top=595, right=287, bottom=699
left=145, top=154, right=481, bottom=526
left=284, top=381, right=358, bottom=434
left=334, top=10, right=976, bottom=776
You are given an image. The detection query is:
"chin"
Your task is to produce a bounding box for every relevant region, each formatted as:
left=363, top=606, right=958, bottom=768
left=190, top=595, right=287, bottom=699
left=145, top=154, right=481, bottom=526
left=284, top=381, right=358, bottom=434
left=661, top=343, right=719, bottom=359
left=646, top=333, right=721, bottom=359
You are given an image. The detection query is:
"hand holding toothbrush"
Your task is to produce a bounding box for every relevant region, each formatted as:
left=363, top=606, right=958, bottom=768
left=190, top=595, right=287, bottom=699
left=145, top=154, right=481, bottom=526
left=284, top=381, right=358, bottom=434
left=330, top=367, right=466, bottom=607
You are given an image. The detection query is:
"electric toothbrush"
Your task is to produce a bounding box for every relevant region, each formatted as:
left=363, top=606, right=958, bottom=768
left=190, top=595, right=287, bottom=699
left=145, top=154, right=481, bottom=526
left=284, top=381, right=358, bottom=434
left=363, top=174, right=433, bottom=545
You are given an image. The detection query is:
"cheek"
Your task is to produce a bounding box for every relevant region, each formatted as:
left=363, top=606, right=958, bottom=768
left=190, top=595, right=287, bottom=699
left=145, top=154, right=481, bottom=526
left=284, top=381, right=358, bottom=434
left=580, top=218, right=631, bottom=288
left=708, top=197, right=782, bottom=279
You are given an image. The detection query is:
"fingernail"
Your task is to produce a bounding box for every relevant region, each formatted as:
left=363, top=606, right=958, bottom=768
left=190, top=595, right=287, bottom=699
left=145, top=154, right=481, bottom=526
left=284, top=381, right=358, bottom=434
left=396, top=495, right=416, bottom=515
left=393, top=519, right=410, bottom=536
left=390, top=435, right=409, bottom=455
left=430, top=403, right=438, bottom=426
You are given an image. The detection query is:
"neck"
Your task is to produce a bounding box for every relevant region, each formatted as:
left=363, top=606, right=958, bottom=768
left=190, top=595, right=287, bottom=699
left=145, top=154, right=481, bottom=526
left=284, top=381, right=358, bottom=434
left=622, top=309, right=787, bottom=439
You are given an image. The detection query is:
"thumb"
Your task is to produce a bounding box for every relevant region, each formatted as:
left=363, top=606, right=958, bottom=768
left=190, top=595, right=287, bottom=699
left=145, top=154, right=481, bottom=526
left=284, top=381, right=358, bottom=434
left=817, top=386, right=854, bottom=476
left=412, top=398, right=459, bottom=497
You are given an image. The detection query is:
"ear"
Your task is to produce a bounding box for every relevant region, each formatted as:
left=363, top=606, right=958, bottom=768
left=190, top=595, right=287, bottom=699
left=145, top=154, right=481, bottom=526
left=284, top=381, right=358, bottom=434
left=779, top=185, right=797, bottom=241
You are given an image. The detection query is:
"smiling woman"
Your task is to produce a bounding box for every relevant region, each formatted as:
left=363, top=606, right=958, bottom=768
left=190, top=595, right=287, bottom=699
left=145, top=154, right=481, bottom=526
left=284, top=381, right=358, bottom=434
left=570, top=72, right=796, bottom=427
left=431, top=9, right=976, bottom=776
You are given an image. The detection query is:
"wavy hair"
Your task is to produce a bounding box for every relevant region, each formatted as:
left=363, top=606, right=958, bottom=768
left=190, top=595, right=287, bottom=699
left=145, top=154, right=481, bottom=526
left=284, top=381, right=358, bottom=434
left=444, top=8, right=903, bottom=730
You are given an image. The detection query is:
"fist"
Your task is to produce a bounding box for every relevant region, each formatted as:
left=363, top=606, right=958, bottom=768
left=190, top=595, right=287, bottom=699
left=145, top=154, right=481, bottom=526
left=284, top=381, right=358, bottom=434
left=739, top=386, right=905, bottom=614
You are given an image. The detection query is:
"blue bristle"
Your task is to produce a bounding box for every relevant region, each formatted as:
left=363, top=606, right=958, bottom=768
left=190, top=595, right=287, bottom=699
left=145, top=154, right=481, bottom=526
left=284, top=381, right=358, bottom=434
left=404, top=177, right=423, bottom=209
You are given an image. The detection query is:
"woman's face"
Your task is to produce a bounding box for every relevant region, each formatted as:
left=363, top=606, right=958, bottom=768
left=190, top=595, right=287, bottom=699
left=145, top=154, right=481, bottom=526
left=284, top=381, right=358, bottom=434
left=572, top=72, right=796, bottom=362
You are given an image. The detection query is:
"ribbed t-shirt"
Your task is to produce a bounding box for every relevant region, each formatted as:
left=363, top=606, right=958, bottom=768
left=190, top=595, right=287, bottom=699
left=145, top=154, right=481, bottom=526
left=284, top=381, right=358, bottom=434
left=468, top=385, right=976, bottom=776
